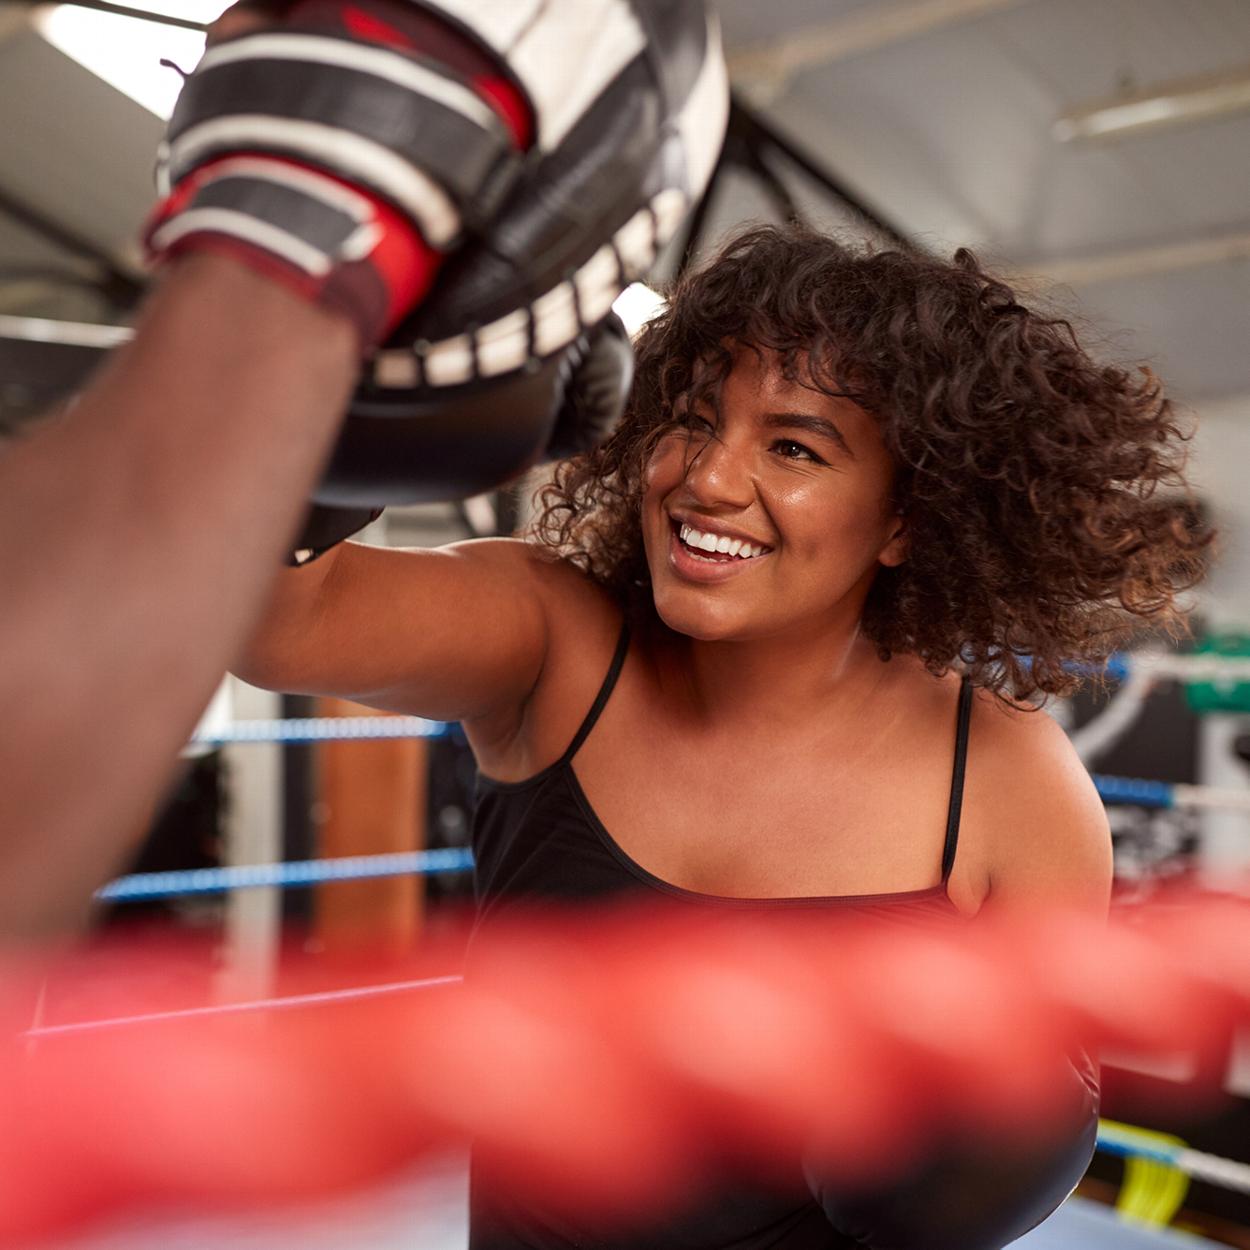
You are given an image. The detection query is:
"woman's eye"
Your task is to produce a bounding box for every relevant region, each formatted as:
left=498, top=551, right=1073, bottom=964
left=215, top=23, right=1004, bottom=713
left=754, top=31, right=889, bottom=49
left=678, top=410, right=715, bottom=433
left=773, top=438, right=823, bottom=464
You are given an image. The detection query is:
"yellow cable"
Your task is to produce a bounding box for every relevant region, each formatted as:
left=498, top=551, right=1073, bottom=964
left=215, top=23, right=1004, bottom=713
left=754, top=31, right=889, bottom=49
left=1101, top=1118, right=1191, bottom=1227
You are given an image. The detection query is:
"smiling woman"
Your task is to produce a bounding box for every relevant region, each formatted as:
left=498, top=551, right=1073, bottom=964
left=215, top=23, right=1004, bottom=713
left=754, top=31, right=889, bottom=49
left=636, top=347, right=907, bottom=643
left=533, top=223, right=1211, bottom=701
left=238, top=219, right=1202, bottom=1250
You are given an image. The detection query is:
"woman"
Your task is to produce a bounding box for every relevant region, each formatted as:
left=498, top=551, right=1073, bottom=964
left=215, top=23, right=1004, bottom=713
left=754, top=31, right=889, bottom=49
left=237, top=224, right=1209, bottom=1248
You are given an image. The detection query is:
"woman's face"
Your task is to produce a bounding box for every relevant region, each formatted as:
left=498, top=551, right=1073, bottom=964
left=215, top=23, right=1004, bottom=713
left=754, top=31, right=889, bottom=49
left=641, top=348, right=905, bottom=643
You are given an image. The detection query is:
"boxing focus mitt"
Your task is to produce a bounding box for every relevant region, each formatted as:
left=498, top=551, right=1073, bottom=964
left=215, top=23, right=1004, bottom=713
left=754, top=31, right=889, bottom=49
left=149, top=0, right=726, bottom=508
left=314, top=0, right=727, bottom=507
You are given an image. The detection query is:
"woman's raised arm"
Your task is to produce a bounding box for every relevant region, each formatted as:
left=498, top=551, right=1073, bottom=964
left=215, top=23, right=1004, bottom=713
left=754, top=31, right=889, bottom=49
left=236, top=534, right=564, bottom=726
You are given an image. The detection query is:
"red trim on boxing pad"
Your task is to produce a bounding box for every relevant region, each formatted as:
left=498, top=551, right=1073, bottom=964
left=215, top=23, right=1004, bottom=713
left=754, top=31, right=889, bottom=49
left=368, top=194, right=442, bottom=334
left=342, top=4, right=418, bottom=50
left=194, top=152, right=444, bottom=321
left=473, top=74, right=534, bottom=150
left=338, top=3, right=534, bottom=150
left=147, top=152, right=442, bottom=345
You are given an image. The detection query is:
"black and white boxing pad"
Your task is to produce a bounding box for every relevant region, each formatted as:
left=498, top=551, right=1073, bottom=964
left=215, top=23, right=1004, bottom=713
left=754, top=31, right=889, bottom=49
left=313, top=0, right=728, bottom=507
left=545, top=314, right=636, bottom=463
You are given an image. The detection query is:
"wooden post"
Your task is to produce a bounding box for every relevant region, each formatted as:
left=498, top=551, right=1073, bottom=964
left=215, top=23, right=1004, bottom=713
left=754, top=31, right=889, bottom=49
left=312, top=698, right=426, bottom=955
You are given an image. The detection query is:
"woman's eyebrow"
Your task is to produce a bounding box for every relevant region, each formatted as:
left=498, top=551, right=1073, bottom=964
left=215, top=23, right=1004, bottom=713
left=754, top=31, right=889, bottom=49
left=762, top=411, right=853, bottom=455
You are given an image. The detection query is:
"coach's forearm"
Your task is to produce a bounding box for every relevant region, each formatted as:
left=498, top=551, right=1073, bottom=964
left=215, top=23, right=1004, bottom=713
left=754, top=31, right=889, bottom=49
left=0, top=255, right=358, bottom=939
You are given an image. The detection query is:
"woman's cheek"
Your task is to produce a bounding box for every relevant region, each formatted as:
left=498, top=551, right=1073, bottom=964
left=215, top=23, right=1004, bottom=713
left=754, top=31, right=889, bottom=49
left=642, top=434, right=687, bottom=493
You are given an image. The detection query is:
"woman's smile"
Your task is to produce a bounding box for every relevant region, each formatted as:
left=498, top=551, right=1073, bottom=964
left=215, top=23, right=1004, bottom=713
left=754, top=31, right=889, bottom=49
left=666, top=515, right=775, bottom=583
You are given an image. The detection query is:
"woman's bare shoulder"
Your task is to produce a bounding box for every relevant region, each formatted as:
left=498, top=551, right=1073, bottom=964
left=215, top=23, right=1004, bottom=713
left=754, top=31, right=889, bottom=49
left=463, top=541, right=628, bottom=775
left=510, top=542, right=623, bottom=639
left=442, top=538, right=617, bottom=627
left=963, top=688, right=1111, bottom=915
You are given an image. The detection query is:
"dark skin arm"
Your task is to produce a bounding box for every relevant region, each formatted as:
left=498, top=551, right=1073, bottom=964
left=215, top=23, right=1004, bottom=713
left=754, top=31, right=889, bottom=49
left=0, top=255, right=357, bottom=940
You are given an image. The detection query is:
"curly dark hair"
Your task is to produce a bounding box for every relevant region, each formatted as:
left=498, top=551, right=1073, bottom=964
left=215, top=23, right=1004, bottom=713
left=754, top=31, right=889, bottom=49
left=531, top=223, right=1211, bottom=700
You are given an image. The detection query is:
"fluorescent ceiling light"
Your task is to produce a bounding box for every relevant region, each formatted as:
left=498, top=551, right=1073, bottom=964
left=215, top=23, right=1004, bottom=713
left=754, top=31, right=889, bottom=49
left=34, top=3, right=231, bottom=119
left=612, top=283, right=668, bottom=338
left=1054, top=66, right=1250, bottom=143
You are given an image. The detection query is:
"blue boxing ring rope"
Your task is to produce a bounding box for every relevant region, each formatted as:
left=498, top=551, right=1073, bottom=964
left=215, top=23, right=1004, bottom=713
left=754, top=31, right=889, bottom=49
left=115, top=716, right=473, bottom=904
left=192, top=715, right=453, bottom=747
left=94, top=713, right=1250, bottom=906
left=97, top=847, right=475, bottom=902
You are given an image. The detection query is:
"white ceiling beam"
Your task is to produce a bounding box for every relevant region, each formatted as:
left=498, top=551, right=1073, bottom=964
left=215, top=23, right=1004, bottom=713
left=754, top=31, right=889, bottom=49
left=726, top=0, right=1032, bottom=94
left=1017, top=230, right=1250, bottom=288
left=1054, top=65, right=1250, bottom=143
left=0, top=313, right=131, bottom=347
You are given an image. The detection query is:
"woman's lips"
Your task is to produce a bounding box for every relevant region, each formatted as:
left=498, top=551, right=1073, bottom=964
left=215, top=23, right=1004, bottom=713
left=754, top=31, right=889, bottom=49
left=666, top=522, right=772, bottom=584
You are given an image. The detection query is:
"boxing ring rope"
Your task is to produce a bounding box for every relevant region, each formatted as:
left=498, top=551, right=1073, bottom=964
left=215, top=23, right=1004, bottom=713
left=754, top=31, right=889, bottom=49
left=1094, top=777, right=1250, bottom=813
left=88, top=772, right=1250, bottom=905
left=1060, top=653, right=1250, bottom=685
left=24, top=953, right=1250, bottom=1203
left=25, top=975, right=463, bottom=1039
left=192, top=715, right=453, bottom=747
left=1096, top=1125, right=1250, bottom=1199
left=189, top=715, right=1250, bottom=814
left=96, top=847, right=475, bottom=902
left=117, top=687, right=1250, bottom=907
left=14, top=895, right=1250, bottom=1245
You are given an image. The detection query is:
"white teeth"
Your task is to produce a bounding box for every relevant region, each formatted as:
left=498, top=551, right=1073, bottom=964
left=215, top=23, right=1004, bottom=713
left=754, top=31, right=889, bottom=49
left=675, top=521, right=769, bottom=560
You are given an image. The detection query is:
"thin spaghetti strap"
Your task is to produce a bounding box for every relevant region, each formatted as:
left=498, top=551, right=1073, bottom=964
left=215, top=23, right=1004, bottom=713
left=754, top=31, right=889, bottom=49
left=558, top=618, right=632, bottom=765
left=940, top=676, right=974, bottom=885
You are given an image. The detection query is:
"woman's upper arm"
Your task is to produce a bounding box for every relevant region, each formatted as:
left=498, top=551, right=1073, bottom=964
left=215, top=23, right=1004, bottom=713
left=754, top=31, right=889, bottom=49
left=970, top=699, right=1113, bottom=919
left=239, top=536, right=575, bottom=723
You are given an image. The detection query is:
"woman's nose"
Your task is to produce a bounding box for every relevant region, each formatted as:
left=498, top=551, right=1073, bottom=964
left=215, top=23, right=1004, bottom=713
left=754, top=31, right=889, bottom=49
left=682, top=430, right=756, bottom=508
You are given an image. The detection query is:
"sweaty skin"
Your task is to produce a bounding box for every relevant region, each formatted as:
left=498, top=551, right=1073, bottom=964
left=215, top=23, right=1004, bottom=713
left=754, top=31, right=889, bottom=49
left=239, top=349, right=1111, bottom=920
left=644, top=348, right=906, bottom=647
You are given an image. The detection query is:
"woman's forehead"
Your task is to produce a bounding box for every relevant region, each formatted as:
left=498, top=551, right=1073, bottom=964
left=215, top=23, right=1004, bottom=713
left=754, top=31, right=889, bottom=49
left=702, top=345, right=866, bottom=417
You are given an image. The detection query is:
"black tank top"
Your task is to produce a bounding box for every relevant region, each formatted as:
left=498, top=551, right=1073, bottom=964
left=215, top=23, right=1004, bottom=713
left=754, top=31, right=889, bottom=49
left=469, top=620, right=974, bottom=1249
left=473, top=620, right=970, bottom=924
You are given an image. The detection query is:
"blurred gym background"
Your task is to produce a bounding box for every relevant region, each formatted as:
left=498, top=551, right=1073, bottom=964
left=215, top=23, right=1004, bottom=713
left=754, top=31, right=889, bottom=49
left=3, top=2, right=1250, bottom=1246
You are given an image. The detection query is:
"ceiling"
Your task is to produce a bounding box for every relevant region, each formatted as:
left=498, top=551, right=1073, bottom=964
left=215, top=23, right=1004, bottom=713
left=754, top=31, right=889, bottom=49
left=0, top=0, right=1247, bottom=401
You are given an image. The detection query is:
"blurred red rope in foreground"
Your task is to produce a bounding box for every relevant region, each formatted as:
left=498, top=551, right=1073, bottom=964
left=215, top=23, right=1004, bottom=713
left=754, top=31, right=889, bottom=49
left=1, top=894, right=1243, bottom=1244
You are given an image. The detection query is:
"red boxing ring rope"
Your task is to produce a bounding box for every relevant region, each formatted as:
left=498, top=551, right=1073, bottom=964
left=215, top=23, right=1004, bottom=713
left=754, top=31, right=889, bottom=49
left=3, top=894, right=1245, bottom=1244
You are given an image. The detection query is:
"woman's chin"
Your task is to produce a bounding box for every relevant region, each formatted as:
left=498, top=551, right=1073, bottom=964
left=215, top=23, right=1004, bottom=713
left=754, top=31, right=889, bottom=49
left=651, top=587, right=745, bottom=642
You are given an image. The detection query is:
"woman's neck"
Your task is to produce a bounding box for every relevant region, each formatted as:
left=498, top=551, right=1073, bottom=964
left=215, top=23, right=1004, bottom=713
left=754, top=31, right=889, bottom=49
left=651, top=612, right=896, bottom=733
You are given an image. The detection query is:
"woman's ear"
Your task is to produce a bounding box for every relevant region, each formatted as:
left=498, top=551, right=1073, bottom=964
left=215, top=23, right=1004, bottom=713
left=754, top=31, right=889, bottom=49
left=878, top=515, right=908, bottom=568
